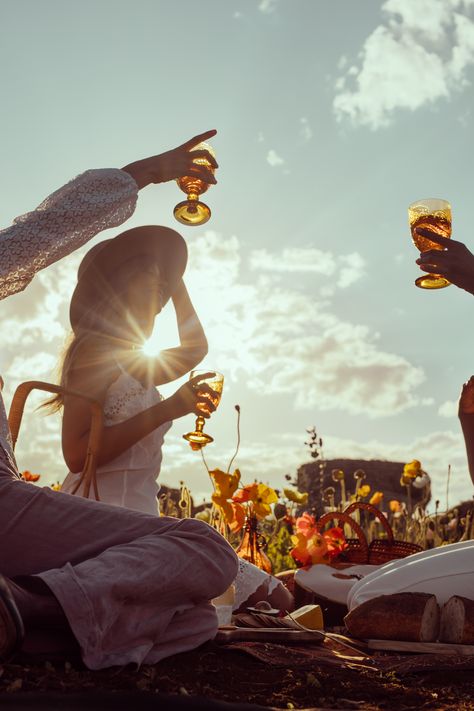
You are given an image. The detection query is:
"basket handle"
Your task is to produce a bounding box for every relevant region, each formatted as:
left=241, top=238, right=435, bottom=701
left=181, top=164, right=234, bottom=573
left=343, top=501, right=394, bottom=544
left=316, top=510, right=369, bottom=561
left=8, top=381, right=103, bottom=501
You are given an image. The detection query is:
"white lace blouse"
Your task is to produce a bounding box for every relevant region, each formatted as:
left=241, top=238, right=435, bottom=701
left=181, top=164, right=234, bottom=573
left=0, top=168, right=138, bottom=468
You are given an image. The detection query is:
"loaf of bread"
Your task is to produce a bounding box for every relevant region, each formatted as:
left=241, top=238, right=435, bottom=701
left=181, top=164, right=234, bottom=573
left=439, top=596, right=474, bottom=644
left=344, top=593, right=440, bottom=642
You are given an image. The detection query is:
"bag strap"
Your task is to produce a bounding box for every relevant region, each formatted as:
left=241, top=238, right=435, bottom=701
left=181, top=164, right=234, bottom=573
left=343, top=501, right=394, bottom=543
left=316, top=510, right=369, bottom=561
left=8, top=381, right=103, bottom=501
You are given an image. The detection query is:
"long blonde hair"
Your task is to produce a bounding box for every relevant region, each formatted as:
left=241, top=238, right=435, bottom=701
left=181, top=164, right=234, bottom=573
left=47, top=256, right=163, bottom=411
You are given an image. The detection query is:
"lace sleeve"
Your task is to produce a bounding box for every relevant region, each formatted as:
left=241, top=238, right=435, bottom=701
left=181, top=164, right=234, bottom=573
left=0, top=168, right=138, bottom=301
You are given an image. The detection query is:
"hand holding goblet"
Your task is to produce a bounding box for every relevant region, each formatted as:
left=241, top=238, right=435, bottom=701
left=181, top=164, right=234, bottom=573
left=408, top=198, right=452, bottom=289
left=183, top=370, right=224, bottom=448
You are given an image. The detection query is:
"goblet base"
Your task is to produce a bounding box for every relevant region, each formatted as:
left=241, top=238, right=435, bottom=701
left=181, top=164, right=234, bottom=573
left=415, top=274, right=451, bottom=289
left=183, top=430, right=214, bottom=446
left=174, top=200, right=211, bottom=226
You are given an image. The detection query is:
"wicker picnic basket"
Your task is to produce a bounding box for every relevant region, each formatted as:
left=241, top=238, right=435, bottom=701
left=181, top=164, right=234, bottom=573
left=317, top=501, right=423, bottom=565
left=8, top=380, right=103, bottom=500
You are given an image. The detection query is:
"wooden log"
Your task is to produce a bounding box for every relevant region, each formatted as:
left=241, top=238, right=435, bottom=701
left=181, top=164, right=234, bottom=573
left=344, top=593, right=440, bottom=642
left=440, top=596, right=474, bottom=644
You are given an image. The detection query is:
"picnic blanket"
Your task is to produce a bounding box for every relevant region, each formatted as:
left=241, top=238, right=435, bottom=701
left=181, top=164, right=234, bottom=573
left=222, top=638, right=474, bottom=676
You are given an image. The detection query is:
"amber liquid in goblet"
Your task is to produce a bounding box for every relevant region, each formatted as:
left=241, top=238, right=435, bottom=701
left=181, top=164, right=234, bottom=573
left=408, top=200, right=452, bottom=289
left=174, top=142, right=215, bottom=227
left=183, top=371, right=224, bottom=448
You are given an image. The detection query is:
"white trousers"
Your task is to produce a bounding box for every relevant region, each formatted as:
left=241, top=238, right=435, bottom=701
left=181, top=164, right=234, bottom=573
left=0, top=465, right=238, bottom=669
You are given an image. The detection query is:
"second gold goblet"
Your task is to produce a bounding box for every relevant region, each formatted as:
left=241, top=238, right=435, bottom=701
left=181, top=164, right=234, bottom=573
left=183, top=370, right=224, bottom=447
left=408, top=198, right=452, bottom=289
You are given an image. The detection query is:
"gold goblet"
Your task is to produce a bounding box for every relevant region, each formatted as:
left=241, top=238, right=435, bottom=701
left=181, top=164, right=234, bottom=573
left=183, top=370, right=224, bottom=448
left=174, top=142, right=216, bottom=226
left=408, top=198, right=452, bottom=289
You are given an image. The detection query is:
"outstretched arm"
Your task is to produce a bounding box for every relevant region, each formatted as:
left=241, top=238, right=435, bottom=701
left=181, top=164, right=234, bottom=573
left=0, top=129, right=218, bottom=301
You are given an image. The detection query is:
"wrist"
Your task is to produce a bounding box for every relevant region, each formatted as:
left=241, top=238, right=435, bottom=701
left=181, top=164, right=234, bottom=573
left=121, top=160, right=151, bottom=190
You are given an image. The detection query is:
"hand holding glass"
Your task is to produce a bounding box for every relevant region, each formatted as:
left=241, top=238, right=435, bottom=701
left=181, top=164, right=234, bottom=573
left=174, top=142, right=216, bottom=226
left=408, top=198, right=452, bottom=289
left=183, top=370, right=224, bottom=447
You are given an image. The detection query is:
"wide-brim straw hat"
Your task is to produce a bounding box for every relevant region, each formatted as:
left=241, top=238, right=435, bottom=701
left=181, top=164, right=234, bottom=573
left=69, top=225, right=187, bottom=332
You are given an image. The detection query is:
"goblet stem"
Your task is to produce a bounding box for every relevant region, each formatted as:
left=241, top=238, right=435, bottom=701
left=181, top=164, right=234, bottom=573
left=195, top=415, right=205, bottom=433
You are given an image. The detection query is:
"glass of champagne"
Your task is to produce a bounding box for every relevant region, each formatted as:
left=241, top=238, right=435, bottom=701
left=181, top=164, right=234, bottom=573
left=174, top=142, right=216, bottom=226
left=183, top=370, right=224, bottom=447
left=408, top=198, right=452, bottom=289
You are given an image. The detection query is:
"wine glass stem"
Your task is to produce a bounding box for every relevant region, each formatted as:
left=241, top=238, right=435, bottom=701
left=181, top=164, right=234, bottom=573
left=195, top=415, right=205, bottom=433
left=187, top=192, right=199, bottom=202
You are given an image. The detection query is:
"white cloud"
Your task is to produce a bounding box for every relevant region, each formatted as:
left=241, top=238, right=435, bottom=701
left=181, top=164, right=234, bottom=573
left=337, top=253, right=366, bottom=288
left=438, top=399, right=458, bottom=417
left=249, top=247, right=366, bottom=287
left=299, top=117, right=313, bottom=141
left=266, top=149, right=285, bottom=167
left=334, top=0, right=474, bottom=129
left=259, top=0, right=278, bottom=13
left=185, top=232, right=424, bottom=418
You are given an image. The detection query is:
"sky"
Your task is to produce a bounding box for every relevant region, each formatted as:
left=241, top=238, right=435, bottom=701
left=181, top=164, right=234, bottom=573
left=1, top=0, right=474, bottom=510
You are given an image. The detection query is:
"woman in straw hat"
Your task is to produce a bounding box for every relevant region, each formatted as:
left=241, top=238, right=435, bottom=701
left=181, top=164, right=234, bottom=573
left=56, top=228, right=294, bottom=615
left=0, top=131, right=240, bottom=667
left=56, top=224, right=215, bottom=513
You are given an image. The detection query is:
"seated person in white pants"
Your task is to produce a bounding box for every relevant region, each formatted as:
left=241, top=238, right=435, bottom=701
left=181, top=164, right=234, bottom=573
left=0, top=130, right=239, bottom=667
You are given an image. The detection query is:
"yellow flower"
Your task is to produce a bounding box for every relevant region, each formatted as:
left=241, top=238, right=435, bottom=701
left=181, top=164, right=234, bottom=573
left=369, top=491, right=383, bottom=506
left=400, top=474, right=413, bottom=487
left=210, top=468, right=241, bottom=524
left=403, top=460, right=422, bottom=479
left=51, top=482, right=61, bottom=491
left=357, top=484, right=371, bottom=498
left=283, top=488, right=309, bottom=505
left=252, top=483, right=279, bottom=519
left=389, top=500, right=401, bottom=513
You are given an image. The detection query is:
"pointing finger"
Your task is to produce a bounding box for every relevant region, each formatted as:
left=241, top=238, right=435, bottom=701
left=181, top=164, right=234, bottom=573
left=180, top=129, right=217, bottom=150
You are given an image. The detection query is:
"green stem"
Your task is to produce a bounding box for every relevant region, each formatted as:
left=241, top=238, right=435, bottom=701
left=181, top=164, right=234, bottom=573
left=227, top=405, right=241, bottom=473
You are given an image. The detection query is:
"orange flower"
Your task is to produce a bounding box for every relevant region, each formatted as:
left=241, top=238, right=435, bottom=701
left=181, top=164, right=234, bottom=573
left=290, top=531, right=329, bottom=566
left=389, top=500, right=401, bottom=513
left=21, top=470, right=40, bottom=482
left=369, top=491, right=384, bottom=506
left=323, top=526, right=348, bottom=558
left=295, top=512, right=317, bottom=537
left=233, top=483, right=258, bottom=504
left=189, top=442, right=203, bottom=451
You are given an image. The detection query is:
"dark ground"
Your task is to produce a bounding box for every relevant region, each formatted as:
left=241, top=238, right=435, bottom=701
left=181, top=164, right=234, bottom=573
left=2, top=642, right=474, bottom=710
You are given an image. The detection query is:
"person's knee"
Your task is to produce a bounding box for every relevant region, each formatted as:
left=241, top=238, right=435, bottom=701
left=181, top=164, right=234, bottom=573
left=175, top=518, right=238, bottom=584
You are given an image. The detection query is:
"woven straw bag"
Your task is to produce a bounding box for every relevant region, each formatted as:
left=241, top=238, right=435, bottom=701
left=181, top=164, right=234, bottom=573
left=8, top=381, right=103, bottom=500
